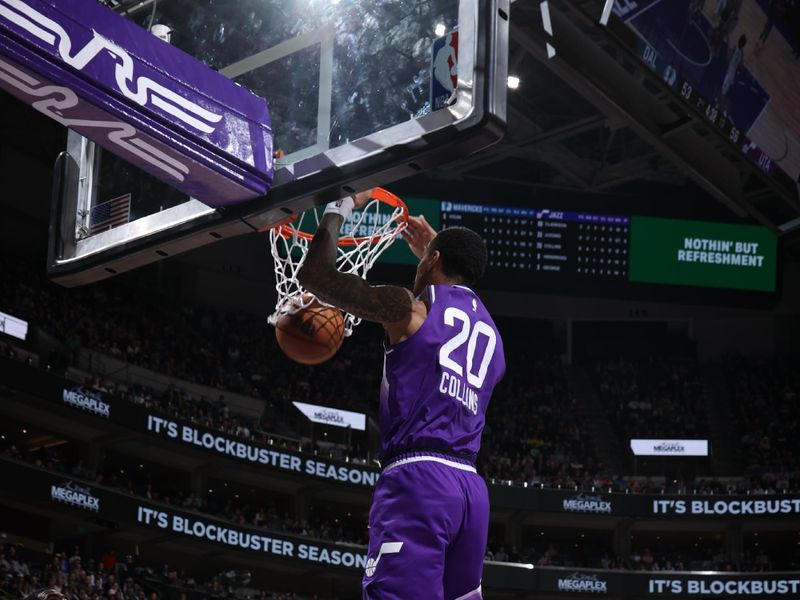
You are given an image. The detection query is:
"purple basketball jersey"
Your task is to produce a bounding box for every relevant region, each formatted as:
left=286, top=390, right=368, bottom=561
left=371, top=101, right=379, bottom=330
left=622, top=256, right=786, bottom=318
left=379, top=284, right=505, bottom=461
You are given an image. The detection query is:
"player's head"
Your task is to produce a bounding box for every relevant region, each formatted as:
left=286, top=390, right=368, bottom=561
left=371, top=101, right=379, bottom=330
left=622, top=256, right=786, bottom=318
left=413, top=227, right=488, bottom=294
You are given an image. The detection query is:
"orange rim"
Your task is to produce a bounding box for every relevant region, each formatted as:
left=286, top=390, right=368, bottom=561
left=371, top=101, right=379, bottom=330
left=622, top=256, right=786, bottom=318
left=267, top=188, right=408, bottom=246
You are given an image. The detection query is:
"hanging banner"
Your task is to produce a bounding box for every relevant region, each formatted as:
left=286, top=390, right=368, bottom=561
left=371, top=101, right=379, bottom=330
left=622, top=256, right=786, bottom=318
left=631, top=439, right=709, bottom=457
left=293, top=401, right=366, bottom=431
left=0, top=310, right=27, bottom=340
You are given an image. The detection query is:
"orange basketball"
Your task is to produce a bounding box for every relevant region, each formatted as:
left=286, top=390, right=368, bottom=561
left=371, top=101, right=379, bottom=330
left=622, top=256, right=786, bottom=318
left=275, top=299, right=345, bottom=365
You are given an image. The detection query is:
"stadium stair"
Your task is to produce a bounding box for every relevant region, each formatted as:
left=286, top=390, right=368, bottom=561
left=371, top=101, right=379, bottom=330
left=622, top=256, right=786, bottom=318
left=701, top=364, right=745, bottom=476
left=566, top=365, right=626, bottom=476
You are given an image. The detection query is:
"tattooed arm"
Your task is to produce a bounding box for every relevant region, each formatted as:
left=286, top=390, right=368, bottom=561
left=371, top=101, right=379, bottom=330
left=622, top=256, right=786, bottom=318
left=297, top=197, right=426, bottom=343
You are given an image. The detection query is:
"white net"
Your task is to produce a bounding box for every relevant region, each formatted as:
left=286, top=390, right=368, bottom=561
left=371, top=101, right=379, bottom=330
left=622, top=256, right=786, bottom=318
left=267, top=193, right=407, bottom=337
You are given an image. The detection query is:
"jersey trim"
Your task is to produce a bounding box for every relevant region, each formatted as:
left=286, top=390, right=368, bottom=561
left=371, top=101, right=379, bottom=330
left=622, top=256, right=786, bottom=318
left=382, top=455, right=478, bottom=474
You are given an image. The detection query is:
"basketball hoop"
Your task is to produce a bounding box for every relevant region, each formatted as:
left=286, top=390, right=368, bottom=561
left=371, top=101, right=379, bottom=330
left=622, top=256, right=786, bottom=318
left=267, top=188, right=409, bottom=337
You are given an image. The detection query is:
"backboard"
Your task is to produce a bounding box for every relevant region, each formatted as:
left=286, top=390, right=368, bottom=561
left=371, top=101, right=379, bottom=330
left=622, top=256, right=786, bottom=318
left=43, top=0, right=508, bottom=285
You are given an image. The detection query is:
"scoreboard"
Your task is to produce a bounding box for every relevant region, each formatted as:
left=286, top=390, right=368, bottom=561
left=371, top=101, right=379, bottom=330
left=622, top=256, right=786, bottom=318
left=441, top=203, right=630, bottom=280
left=381, top=198, right=777, bottom=301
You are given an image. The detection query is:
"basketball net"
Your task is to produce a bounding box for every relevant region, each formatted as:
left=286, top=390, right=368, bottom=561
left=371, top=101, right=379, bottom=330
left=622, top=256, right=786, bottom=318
left=267, top=188, right=408, bottom=337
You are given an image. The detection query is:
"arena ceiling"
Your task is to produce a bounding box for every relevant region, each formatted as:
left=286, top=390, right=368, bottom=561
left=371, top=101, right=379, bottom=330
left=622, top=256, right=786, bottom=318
left=2, top=0, right=800, bottom=260
left=429, top=0, right=800, bottom=241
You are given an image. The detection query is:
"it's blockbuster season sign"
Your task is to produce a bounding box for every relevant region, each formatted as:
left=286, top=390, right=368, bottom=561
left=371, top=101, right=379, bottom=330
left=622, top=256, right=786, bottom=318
left=143, top=413, right=377, bottom=486
left=5, top=357, right=800, bottom=517
left=536, top=566, right=800, bottom=597
left=513, top=487, right=800, bottom=519
left=6, top=458, right=800, bottom=595
left=0, top=459, right=366, bottom=571
left=133, top=505, right=364, bottom=568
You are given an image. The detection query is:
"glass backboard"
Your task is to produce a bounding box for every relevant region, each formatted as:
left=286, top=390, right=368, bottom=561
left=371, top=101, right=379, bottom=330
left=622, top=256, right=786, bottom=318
left=47, top=0, right=508, bottom=285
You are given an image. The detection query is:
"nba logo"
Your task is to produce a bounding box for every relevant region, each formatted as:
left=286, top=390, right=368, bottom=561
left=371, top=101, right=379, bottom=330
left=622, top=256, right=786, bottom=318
left=431, top=29, right=458, bottom=111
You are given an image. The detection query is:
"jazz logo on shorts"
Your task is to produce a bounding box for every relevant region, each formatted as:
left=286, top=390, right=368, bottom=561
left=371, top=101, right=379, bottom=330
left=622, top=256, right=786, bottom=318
left=364, top=541, right=403, bottom=577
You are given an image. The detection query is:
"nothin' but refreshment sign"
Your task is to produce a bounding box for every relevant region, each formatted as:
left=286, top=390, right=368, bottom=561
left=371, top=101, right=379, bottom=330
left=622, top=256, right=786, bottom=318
left=628, top=216, right=777, bottom=292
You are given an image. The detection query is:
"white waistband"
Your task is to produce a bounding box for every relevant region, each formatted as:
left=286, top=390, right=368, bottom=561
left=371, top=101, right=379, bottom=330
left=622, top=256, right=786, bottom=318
left=382, top=455, right=477, bottom=474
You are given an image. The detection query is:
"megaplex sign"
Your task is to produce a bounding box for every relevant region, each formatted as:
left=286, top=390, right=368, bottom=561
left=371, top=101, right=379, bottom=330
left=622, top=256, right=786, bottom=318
left=631, top=439, right=709, bottom=457
left=557, top=572, right=608, bottom=593
left=561, top=493, right=612, bottom=515
left=50, top=479, right=100, bottom=512
left=62, top=386, right=110, bottom=418
left=292, top=401, right=367, bottom=431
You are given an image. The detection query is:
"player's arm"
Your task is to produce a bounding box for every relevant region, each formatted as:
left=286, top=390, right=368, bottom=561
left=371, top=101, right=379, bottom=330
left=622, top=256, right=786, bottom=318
left=297, top=192, right=418, bottom=331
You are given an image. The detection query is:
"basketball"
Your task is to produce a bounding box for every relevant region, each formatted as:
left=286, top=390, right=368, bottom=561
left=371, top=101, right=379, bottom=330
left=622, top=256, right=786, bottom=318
left=274, top=298, right=345, bottom=365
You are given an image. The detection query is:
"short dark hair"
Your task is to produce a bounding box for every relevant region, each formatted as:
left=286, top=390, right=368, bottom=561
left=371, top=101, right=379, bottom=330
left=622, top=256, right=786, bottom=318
left=430, top=227, right=488, bottom=286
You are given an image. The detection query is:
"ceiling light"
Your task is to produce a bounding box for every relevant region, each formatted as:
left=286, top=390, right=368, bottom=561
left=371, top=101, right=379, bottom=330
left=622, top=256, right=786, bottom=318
left=507, top=75, right=520, bottom=89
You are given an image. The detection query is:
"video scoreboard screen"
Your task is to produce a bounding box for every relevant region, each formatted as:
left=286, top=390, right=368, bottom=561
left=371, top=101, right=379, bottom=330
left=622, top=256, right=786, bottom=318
left=440, top=203, right=630, bottom=280
left=610, top=0, right=800, bottom=186
left=380, top=198, right=778, bottom=299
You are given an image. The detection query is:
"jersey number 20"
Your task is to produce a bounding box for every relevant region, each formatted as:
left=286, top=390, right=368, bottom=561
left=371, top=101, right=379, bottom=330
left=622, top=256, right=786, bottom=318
left=439, top=307, right=497, bottom=388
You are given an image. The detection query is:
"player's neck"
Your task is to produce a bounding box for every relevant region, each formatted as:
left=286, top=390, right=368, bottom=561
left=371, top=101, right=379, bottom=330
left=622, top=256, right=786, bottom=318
left=427, top=273, right=464, bottom=287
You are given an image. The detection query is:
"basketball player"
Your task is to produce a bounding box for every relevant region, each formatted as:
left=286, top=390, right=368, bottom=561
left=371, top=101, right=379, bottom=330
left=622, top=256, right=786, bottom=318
left=297, top=192, right=505, bottom=600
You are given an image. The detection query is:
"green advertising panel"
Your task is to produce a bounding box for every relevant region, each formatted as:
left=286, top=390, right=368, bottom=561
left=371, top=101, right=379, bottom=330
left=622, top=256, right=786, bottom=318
left=629, top=217, right=777, bottom=292
left=378, top=196, right=442, bottom=265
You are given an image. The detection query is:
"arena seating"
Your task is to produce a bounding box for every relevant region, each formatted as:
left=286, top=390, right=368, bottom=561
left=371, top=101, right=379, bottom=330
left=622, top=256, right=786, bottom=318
left=593, top=356, right=708, bottom=440
left=0, top=542, right=327, bottom=600
left=1, top=253, right=797, bottom=494
left=723, top=356, right=800, bottom=493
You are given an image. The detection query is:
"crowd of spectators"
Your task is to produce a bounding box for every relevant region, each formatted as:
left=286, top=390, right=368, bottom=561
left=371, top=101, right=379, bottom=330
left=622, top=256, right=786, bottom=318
left=479, top=355, right=600, bottom=488
left=0, top=252, right=382, bottom=422
left=0, top=543, right=326, bottom=600
left=724, top=356, right=800, bottom=493
left=594, top=357, right=707, bottom=440
left=484, top=542, right=722, bottom=571
left=484, top=542, right=788, bottom=572
left=2, top=251, right=799, bottom=493
left=1, top=252, right=605, bottom=487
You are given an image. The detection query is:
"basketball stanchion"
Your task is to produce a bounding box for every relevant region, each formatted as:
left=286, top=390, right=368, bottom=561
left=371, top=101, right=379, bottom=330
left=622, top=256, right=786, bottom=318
left=266, top=188, right=408, bottom=364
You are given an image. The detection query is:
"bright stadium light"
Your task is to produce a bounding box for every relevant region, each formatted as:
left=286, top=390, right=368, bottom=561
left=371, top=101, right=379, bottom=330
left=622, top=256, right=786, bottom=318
left=435, top=23, right=446, bottom=36
left=507, top=75, right=520, bottom=89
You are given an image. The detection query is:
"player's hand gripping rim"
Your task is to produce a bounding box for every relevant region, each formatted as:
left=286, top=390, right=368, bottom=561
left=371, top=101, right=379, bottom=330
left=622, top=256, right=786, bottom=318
left=401, top=214, right=437, bottom=259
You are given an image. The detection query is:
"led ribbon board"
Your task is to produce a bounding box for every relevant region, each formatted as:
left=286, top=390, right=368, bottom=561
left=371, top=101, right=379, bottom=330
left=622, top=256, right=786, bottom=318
left=0, top=0, right=273, bottom=206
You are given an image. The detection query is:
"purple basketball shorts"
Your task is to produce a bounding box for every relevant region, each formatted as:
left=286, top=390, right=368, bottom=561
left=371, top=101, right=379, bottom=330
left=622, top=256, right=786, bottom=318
left=362, top=452, right=489, bottom=600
